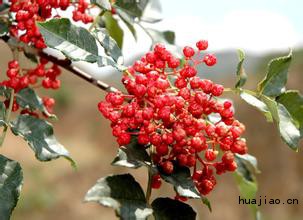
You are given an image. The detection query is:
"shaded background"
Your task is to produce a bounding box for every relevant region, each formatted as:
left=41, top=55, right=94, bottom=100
left=1, top=0, right=303, bottom=219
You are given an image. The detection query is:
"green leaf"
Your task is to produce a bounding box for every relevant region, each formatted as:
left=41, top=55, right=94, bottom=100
left=0, top=154, right=23, bottom=220
left=277, top=90, right=303, bottom=136
left=235, top=49, right=247, bottom=88
left=103, top=12, right=124, bottom=49
left=240, top=92, right=273, bottom=122
left=152, top=197, right=196, bottom=220
left=16, top=88, right=54, bottom=117
left=234, top=154, right=260, bottom=220
left=146, top=28, right=175, bottom=44
left=93, top=28, right=123, bottom=65
left=111, top=136, right=150, bottom=168
left=0, top=19, right=9, bottom=37
left=0, top=85, right=11, bottom=99
left=23, top=51, right=38, bottom=63
left=0, top=3, right=9, bottom=12
left=201, top=197, right=212, bottom=212
left=0, top=102, right=6, bottom=127
left=37, top=18, right=120, bottom=70
left=90, top=0, right=112, bottom=10
left=235, top=154, right=260, bottom=176
left=10, top=115, right=75, bottom=165
left=260, top=95, right=279, bottom=121
left=257, top=51, right=292, bottom=97
left=84, top=174, right=152, bottom=220
left=6, top=37, right=39, bottom=63
left=261, top=95, right=300, bottom=151
left=277, top=103, right=301, bottom=150
left=140, top=0, right=163, bottom=23
left=117, top=9, right=137, bottom=40
left=159, top=163, right=200, bottom=199
left=114, top=0, right=149, bottom=18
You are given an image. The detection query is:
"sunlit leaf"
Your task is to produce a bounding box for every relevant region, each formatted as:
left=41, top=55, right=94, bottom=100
left=111, top=136, right=150, bottom=168
left=258, top=51, right=292, bottom=97
left=90, top=0, right=111, bottom=10
left=234, top=154, right=261, bottom=220
left=277, top=90, right=303, bottom=136
left=37, top=18, right=121, bottom=70
left=140, top=0, right=162, bottom=23
left=159, top=163, right=200, bottom=199
left=261, top=95, right=300, bottom=150
left=117, top=9, right=137, bottom=40
left=114, top=0, right=148, bottom=18
left=10, top=115, right=75, bottom=165
left=85, top=174, right=152, bottom=219
left=235, top=49, right=247, bottom=88
left=146, top=28, right=175, bottom=44
left=240, top=92, right=273, bottom=122
left=93, top=28, right=123, bottom=65
left=16, top=88, right=54, bottom=117
left=103, top=12, right=124, bottom=49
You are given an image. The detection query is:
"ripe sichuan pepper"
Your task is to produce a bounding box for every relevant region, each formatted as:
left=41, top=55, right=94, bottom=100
left=9, top=0, right=93, bottom=49
left=0, top=57, right=61, bottom=115
left=98, top=40, right=248, bottom=197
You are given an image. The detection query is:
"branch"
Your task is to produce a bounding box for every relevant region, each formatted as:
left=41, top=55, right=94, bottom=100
left=38, top=52, right=119, bottom=93
left=1, top=36, right=119, bottom=93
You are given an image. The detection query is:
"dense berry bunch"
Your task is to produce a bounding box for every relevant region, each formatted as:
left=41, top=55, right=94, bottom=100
left=9, top=0, right=93, bottom=48
left=98, top=40, right=248, bottom=196
left=0, top=57, right=60, bottom=114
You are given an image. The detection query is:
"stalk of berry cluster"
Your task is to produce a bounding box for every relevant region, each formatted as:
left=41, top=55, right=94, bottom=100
left=0, top=48, right=18, bottom=147
left=0, top=88, right=14, bottom=147
left=38, top=52, right=119, bottom=93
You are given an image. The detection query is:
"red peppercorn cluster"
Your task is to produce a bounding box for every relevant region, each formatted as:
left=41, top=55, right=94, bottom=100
left=72, top=0, right=94, bottom=23
left=0, top=57, right=60, bottom=114
left=9, top=0, right=93, bottom=48
left=98, top=40, right=248, bottom=196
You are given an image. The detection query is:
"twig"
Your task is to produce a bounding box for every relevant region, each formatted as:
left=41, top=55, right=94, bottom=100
left=145, top=145, right=155, bottom=204
left=0, top=36, right=119, bottom=93
left=0, top=89, right=14, bottom=147
left=38, top=52, right=119, bottom=93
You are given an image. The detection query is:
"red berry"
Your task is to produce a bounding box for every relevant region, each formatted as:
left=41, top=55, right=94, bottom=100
left=196, top=40, right=208, bottom=50
left=177, top=154, right=188, bottom=166
left=162, top=161, right=174, bottom=174
left=212, top=84, right=224, bottom=96
left=8, top=60, right=19, bottom=69
left=156, top=144, right=169, bottom=156
left=226, top=161, right=237, bottom=172
left=51, top=79, right=61, bottom=89
left=150, top=133, right=162, bottom=146
left=187, top=155, right=196, bottom=167
left=183, top=46, right=195, bottom=57
left=6, top=69, right=19, bottom=78
left=117, top=133, right=131, bottom=146
left=205, top=149, right=217, bottom=161
left=175, top=195, right=188, bottom=202
left=151, top=174, right=162, bottom=189
left=95, top=39, right=249, bottom=197
left=204, top=54, right=217, bottom=66
left=138, top=134, right=149, bottom=145
left=222, top=152, right=235, bottom=164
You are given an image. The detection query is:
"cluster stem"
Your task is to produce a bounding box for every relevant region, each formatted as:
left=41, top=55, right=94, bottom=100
left=0, top=89, right=14, bottom=147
